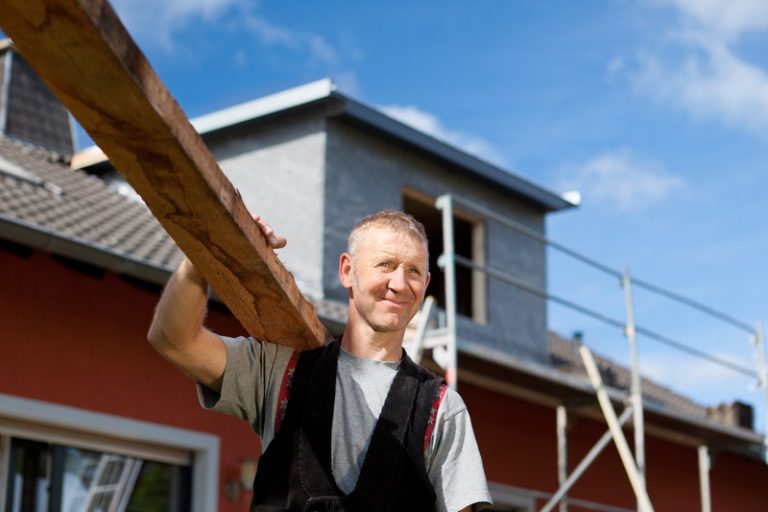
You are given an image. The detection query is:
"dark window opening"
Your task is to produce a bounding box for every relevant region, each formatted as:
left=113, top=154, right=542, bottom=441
left=403, top=193, right=477, bottom=319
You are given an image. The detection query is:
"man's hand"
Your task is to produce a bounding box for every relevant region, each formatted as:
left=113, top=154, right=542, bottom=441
left=253, top=215, right=286, bottom=249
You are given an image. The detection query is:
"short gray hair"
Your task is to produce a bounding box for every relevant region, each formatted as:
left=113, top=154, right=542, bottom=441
left=347, top=209, right=429, bottom=266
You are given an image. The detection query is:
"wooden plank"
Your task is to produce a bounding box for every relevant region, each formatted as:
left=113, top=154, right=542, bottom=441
left=0, top=0, right=326, bottom=350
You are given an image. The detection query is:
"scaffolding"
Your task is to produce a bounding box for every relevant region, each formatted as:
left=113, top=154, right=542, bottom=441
left=408, top=193, right=768, bottom=511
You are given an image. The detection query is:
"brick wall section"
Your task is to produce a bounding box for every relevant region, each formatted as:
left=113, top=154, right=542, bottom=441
left=205, top=108, right=328, bottom=300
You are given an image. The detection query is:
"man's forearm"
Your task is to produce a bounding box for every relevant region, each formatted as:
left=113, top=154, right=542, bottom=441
left=147, top=258, right=228, bottom=390
left=148, top=257, right=209, bottom=351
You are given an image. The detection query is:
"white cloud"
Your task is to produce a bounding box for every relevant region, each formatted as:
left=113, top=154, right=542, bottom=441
left=381, top=105, right=506, bottom=166
left=556, top=151, right=683, bottom=211
left=633, top=30, right=768, bottom=133
left=111, top=0, right=243, bottom=49
left=629, top=0, right=768, bottom=135
left=240, top=13, right=301, bottom=48
left=666, top=0, right=768, bottom=41
left=111, top=0, right=340, bottom=65
left=164, top=0, right=242, bottom=21
left=641, top=350, right=757, bottom=394
left=332, top=71, right=361, bottom=96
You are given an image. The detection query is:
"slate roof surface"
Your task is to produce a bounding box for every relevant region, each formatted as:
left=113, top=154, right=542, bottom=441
left=0, top=135, right=182, bottom=270
left=4, top=54, right=74, bottom=156
left=549, top=331, right=710, bottom=420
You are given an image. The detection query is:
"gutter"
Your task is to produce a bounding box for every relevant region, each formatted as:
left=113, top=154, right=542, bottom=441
left=0, top=213, right=172, bottom=285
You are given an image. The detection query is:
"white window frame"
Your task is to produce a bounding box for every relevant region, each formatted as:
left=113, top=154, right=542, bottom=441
left=0, top=393, right=219, bottom=512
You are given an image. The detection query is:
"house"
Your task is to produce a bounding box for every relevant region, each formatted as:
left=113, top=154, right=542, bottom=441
left=1, top=41, right=766, bottom=511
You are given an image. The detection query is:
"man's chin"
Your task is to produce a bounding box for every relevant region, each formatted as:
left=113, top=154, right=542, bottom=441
left=369, top=316, right=409, bottom=334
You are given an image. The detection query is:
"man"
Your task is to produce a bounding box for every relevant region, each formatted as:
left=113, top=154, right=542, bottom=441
left=148, top=210, right=491, bottom=511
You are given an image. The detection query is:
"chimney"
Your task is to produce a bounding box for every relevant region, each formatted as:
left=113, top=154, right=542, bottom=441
left=706, top=401, right=754, bottom=430
left=0, top=39, right=75, bottom=156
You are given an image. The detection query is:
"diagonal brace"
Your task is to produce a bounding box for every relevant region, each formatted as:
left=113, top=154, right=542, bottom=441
left=580, top=346, right=654, bottom=512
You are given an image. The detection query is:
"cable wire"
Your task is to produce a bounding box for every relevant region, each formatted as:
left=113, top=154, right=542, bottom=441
left=447, top=194, right=755, bottom=334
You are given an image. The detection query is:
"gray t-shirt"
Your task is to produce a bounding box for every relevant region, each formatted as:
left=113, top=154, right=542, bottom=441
left=198, top=336, right=492, bottom=512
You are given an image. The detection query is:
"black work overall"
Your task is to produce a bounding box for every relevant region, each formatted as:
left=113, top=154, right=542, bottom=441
left=250, top=340, right=443, bottom=512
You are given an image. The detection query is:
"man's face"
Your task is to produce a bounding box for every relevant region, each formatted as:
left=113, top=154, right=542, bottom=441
left=339, top=226, right=430, bottom=335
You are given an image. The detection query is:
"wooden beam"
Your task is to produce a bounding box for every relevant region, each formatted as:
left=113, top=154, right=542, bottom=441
left=0, top=0, right=326, bottom=350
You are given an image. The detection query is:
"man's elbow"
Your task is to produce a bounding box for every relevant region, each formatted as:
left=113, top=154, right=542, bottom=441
left=147, top=323, right=170, bottom=353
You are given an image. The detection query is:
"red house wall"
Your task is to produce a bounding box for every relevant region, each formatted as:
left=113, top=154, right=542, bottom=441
left=462, top=383, right=768, bottom=510
left=1, top=248, right=254, bottom=512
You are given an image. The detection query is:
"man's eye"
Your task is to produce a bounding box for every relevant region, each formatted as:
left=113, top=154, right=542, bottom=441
left=408, top=267, right=421, bottom=275
left=377, top=261, right=392, bottom=269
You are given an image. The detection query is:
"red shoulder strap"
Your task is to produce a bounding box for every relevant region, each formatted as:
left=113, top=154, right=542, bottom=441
left=274, top=350, right=299, bottom=434
left=423, top=383, right=448, bottom=451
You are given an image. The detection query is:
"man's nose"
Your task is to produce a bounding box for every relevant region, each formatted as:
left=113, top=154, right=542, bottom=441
left=387, top=267, right=407, bottom=292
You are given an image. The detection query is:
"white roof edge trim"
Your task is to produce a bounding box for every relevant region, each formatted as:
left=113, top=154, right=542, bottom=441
left=191, top=78, right=336, bottom=134
left=70, top=144, right=108, bottom=170
left=71, top=79, right=337, bottom=168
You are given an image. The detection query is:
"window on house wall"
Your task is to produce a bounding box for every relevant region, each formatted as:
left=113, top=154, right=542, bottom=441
left=403, top=189, right=486, bottom=323
left=2, top=437, right=191, bottom=512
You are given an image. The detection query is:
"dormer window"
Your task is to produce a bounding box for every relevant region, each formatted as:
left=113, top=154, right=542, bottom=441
left=403, top=188, right=486, bottom=324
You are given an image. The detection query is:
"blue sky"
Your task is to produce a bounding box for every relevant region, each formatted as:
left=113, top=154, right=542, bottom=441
left=91, top=0, right=767, bottom=432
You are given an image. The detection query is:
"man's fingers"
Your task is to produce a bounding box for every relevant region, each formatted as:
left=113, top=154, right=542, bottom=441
left=269, top=234, right=288, bottom=249
left=250, top=214, right=287, bottom=249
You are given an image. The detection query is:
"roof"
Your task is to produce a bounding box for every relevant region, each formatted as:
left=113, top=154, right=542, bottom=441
left=0, top=136, right=181, bottom=278
left=75, top=79, right=575, bottom=213
left=548, top=332, right=711, bottom=420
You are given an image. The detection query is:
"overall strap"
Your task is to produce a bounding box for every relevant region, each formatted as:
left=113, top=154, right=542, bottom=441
left=344, top=351, right=439, bottom=510
left=297, top=339, right=343, bottom=497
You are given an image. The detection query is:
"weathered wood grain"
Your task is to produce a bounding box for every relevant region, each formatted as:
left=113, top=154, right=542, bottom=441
left=0, top=0, right=326, bottom=349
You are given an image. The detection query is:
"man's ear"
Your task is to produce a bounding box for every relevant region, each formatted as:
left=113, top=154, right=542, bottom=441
left=425, top=271, right=431, bottom=289
left=339, top=252, right=353, bottom=289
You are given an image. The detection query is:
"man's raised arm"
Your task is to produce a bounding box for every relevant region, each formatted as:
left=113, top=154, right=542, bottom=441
left=148, top=216, right=288, bottom=393
left=147, top=257, right=228, bottom=392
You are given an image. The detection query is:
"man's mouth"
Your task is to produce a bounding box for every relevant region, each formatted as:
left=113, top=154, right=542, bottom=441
left=381, top=298, right=409, bottom=308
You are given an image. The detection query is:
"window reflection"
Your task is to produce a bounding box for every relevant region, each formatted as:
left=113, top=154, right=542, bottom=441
left=9, top=439, right=50, bottom=512
left=4, top=439, right=190, bottom=512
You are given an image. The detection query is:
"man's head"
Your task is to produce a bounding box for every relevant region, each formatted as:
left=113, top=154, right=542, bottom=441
left=339, top=210, right=431, bottom=336
left=346, top=210, right=429, bottom=268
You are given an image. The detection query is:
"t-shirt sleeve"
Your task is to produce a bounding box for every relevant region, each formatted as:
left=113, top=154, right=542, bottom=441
left=427, top=389, right=493, bottom=512
left=196, top=335, right=294, bottom=437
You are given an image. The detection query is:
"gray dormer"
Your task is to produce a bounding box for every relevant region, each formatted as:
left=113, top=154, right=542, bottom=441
left=0, top=40, right=75, bottom=156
